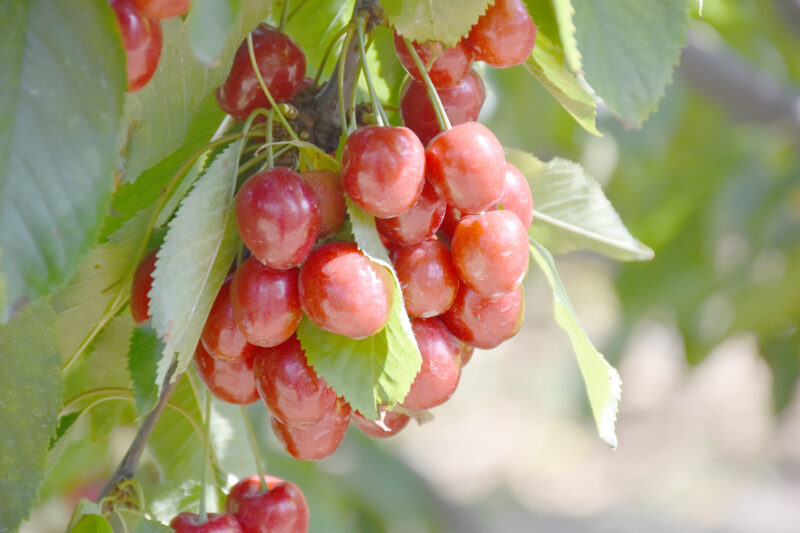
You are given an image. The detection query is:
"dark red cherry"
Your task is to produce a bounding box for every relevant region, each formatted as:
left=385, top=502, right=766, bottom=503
left=437, top=204, right=464, bottom=243
left=131, top=249, right=158, bottom=325
left=134, top=0, right=190, bottom=19
left=492, top=161, right=533, bottom=229
left=169, top=512, right=242, bottom=532
left=110, top=0, right=163, bottom=92
left=201, top=280, right=250, bottom=362
left=226, top=475, right=309, bottom=533
left=441, top=285, right=524, bottom=349
left=270, top=399, right=351, bottom=460
left=299, top=170, right=346, bottom=238
left=351, top=409, right=410, bottom=439
left=390, top=240, right=459, bottom=318
left=194, top=342, right=259, bottom=404
left=393, top=32, right=473, bottom=89
left=468, top=0, right=537, bottom=68
left=401, top=318, right=462, bottom=411
left=375, top=181, right=446, bottom=247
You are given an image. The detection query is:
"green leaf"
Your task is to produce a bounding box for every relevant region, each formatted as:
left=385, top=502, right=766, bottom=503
left=551, top=0, right=580, bottom=72
left=133, top=517, right=173, bottom=533
left=0, top=0, right=126, bottom=320
left=524, top=33, right=599, bottom=136
left=128, top=326, right=163, bottom=417
left=150, top=140, right=243, bottom=392
left=529, top=240, right=621, bottom=448
left=0, top=301, right=63, bottom=531
left=383, top=0, right=491, bottom=46
left=188, top=0, right=241, bottom=67
left=505, top=149, right=654, bottom=261
left=572, top=0, right=689, bottom=126
left=70, top=513, right=112, bottom=533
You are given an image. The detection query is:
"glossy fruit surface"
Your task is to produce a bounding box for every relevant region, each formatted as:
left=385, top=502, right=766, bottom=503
left=254, top=335, right=336, bottom=426
left=400, top=69, right=485, bottom=146
left=299, top=242, right=393, bottom=339
left=451, top=210, right=529, bottom=296
left=226, top=475, right=309, bottom=533
left=468, top=0, right=537, bottom=68
left=375, top=181, right=446, bottom=246
left=201, top=280, right=250, bottom=362
left=342, top=126, right=426, bottom=217
left=195, top=342, right=259, bottom=404
left=401, top=318, right=462, bottom=410
left=425, top=121, right=505, bottom=212
left=131, top=249, right=158, bottom=324
left=393, top=32, right=472, bottom=89
left=437, top=204, right=464, bottom=243
left=110, top=0, right=163, bottom=91
left=441, top=285, right=524, bottom=349
left=270, top=399, right=350, bottom=460
left=459, top=343, right=475, bottom=367
left=492, top=162, right=533, bottom=229
left=235, top=168, right=320, bottom=269
left=170, top=512, right=242, bottom=532
left=216, top=24, right=306, bottom=120
left=134, top=0, right=190, bottom=19
left=299, top=170, right=346, bottom=238
left=351, top=409, right=410, bottom=439
left=391, top=240, right=459, bottom=318
left=231, top=257, right=301, bottom=348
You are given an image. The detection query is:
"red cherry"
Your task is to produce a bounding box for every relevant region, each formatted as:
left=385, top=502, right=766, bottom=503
left=451, top=210, right=529, bottom=296
left=351, top=409, right=410, bottom=439
left=468, top=0, right=537, bottom=68
left=341, top=126, right=426, bottom=218
left=253, top=335, right=337, bottom=427
left=492, top=162, right=533, bottom=229
left=393, top=33, right=473, bottom=89
left=299, top=242, right=393, bottom=339
left=401, top=318, right=462, bottom=411
left=194, top=342, right=259, bottom=404
left=110, top=0, right=163, bottom=92
left=216, top=24, right=306, bottom=120
left=170, top=512, right=242, bottom=532
left=425, top=121, right=505, bottom=213
left=130, top=249, right=158, bottom=325
left=134, top=0, right=190, bottom=19
left=235, top=168, right=320, bottom=270
left=270, top=399, right=351, bottom=460
left=299, top=170, right=346, bottom=239
left=459, top=343, right=475, bottom=367
left=375, top=181, right=446, bottom=247
left=441, top=285, right=524, bottom=349
left=226, top=475, right=309, bottom=533
left=437, top=204, right=464, bottom=243
left=390, top=240, right=459, bottom=318
left=201, top=280, right=250, bottom=362
left=230, top=257, right=301, bottom=348
left=400, top=69, right=485, bottom=146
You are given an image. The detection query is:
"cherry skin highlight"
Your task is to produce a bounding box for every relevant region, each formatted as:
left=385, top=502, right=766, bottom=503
left=451, top=210, right=530, bottom=296
left=468, top=0, right=537, bottom=68
left=231, top=257, right=302, bottom=348
left=201, top=280, right=250, bottom=362
left=299, top=170, right=346, bottom=238
left=351, top=409, right=410, bottom=439
left=401, top=318, right=462, bottom=411
left=390, top=240, right=459, bottom=318
left=299, top=242, right=394, bottom=339
left=169, top=512, right=242, bottom=532
left=194, top=342, right=259, bottom=405
left=130, top=249, right=158, bottom=325
left=253, top=335, right=337, bottom=427
left=235, top=167, right=320, bottom=270
left=226, top=475, right=309, bottom=533
left=425, top=121, right=506, bottom=213
left=216, top=24, right=306, bottom=120
left=270, top=399, right=351, bottom=460
left=134, top=0, right=190, bottom=19
left=393, top=32, right=473, bottom=89
left=342, top=126, right=426, bottom=218
left=375, top=180, right=446, bottom=247
left=441, top=285, right=524, bottom=349
left=110, top=0, right=163, bottom=92
left=400, top=69, right=485, bottom=146
left=492, top=161, right=534, bottom=229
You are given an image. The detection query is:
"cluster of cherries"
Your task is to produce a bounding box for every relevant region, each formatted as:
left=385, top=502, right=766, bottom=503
left=108, top=0, right=190, bottom=91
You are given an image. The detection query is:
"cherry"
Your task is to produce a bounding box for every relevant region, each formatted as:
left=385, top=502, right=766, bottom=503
left=425, top=121, right=505, bottom=213
left=459, top=343, right=475, bottom=367
left=130, top=249, right=158, bottom=325
left=226, top=475, right=309, bottom=533
left=253, top=335, right=337, bottom=427
left=468, top=0, right=537, bottom=68
left=351, top=409, right=410, bottom=439
left=235, top=168, right=320, bottom=270
left=492, top=162, right=533, bottom=229
left=230, top=257, right=301, bottom=348
left=170, top=512, right=242, bottom=532
left=441, top=285, right=524, bottom=349
left=375, top=180, right=446, bottom=247
left=451, top=210, right=529, bottom=296
left=134, top=0, right=190, bottom=19
left=201, top=280, right=250, bottom=362
left=270, top=399, right=351, bottom=460
left=110, top=0, right=163, bottom=92
left=401, top=318, right=462, bottom=411
left=299, top=242, right=394, bottom=339
left=390, top=240, right=459, bottom=318
left=341, top=126, right=426, bottom=217
left=393, top=33, right=473, bottom=89
left=437, top=204, right=464, bottom=243
left=216, top=24, right=306, bottom=121
left=400, top=69, right=485, bottom=146
left=299, top=170, right=346, bottom=238
left=194, top=342, right=259, bottom=404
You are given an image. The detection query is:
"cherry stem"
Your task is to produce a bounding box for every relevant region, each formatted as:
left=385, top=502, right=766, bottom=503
left=356, top=17, right=387, bottom=127
left=199, top=391, right=211, bottom=521
left=266, top=110, right=275, bottom=167
left=239, top=405, right=268, bottom=493
left=337, top=26, right=355, bottom=135
left=246, top=33, right=300, bottom=141
left=315, top=25, right=350, bottom=86
left=278, top=0, right=291, bottom=31
left=403, top=37, right=452, bottom=130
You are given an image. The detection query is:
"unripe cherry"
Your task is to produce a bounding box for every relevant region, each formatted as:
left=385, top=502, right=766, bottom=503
left=391, top=240, right=459, bottom=318
left=441, top=285, right=524, bottom=349
left=393, top=32, right=473, bottom=89
left=468, top=0, right=537, bottom=68
left=401, top=318, right=462, bottom=411
left=375, top=180, right=446, bottom=247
